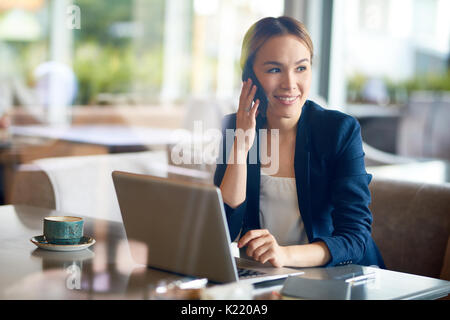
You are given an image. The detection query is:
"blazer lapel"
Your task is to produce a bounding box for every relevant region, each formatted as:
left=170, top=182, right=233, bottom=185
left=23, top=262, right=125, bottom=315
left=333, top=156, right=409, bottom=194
left=294, top=103, right=314, bottom=242
left=243, top=115, right=265, bottom=231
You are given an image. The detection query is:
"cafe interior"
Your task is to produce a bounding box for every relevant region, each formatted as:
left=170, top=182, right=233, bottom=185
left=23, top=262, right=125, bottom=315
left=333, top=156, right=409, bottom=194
left=0, top=0, right=449, bottom=300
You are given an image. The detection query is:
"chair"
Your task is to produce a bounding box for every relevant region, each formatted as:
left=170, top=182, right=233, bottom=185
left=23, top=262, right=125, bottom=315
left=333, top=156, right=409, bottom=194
left=10, top=150, right=214, bottom=222
left=428, top=93, right=450, bottom=160
left=369, top=178, right=450, bottom=280
left=397, top=91, right=450, bottom=161
left=10, top=151, right=169, bottom=221
left=363, top=142, right=418, bottom=166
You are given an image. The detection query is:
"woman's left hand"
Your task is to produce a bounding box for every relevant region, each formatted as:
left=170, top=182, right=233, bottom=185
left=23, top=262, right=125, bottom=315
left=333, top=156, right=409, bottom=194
left=237, top=229, right=288, bottom=267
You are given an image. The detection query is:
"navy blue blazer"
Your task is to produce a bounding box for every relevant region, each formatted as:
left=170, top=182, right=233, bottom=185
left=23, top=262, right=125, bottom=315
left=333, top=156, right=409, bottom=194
left=214, top=100, right=385, bottom=268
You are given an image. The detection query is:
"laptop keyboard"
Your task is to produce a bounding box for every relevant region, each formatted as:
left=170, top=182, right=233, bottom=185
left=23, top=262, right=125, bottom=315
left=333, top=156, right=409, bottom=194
left=238, top=268, right=266, bottom=278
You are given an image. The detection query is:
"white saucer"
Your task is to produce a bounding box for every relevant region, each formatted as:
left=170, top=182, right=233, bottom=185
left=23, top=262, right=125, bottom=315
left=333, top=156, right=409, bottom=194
left=30, top=235, right=96, bottom=252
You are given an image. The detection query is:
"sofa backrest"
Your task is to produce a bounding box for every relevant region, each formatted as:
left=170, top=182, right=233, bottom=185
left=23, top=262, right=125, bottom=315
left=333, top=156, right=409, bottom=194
left=369, top=178, right=450, bottom=280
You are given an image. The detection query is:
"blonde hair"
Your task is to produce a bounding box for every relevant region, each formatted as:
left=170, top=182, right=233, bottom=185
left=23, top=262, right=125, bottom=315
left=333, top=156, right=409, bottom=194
left=240, top=16, right=314, bottom=73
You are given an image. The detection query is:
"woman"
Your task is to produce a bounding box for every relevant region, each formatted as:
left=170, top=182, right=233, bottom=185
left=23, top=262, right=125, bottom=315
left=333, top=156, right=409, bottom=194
left=214, top=16, right=385, bottom=269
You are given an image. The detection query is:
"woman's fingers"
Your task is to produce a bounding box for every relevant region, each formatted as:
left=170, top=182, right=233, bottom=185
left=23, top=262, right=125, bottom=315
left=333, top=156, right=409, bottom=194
left=245, top=233, right=268, bottom=257
left=247, top=84, right=257, bottom=111
left=239, top=79, right=258, bottom=114
left=238, top=229, right=285, bottom=267
left=251, top=241, right=272, bottom=262
left=238, top=79, right=251, bottom=112
left=235, top=79, right=259, bottom=153
left=260, top=251, right=282, bottom=267
left=251, top=99, right=260, bottom=116
left=238, top=229, right=269, bottom=248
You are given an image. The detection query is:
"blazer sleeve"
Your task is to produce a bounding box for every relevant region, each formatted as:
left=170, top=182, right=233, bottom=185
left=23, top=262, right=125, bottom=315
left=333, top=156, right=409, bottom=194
left=213, top=114, right=247, bottom=242
left=312, top=116, right=373, bottom=267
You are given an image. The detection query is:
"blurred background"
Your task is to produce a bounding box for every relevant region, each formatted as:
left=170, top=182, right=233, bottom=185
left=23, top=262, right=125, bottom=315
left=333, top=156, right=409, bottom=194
left=0, top=0, right=449, bottom=207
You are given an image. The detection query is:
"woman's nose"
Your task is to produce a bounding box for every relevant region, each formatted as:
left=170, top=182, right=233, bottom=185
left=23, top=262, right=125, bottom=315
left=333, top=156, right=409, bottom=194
left=280, top=71, right=297, bottom=90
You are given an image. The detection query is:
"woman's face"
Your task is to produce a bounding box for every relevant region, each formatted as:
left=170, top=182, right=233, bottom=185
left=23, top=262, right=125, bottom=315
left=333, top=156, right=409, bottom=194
left=253, top=34, right=312, bottom=120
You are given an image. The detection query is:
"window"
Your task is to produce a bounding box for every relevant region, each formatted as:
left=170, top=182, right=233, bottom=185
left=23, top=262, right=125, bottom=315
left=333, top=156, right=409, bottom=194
left=343, top=0, right=449, bottom=107
left=1, top=0, right=284, bottom=122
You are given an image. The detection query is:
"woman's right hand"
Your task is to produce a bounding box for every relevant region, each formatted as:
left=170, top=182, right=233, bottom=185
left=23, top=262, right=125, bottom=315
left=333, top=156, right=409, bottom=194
left=220, top=78, right=259, bottom=207
left=235, top=78, right=260, bottom=153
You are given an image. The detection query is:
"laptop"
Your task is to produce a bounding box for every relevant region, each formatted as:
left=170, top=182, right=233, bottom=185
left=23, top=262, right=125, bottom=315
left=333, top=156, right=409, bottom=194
left=112, top=170, right=304, bottom=284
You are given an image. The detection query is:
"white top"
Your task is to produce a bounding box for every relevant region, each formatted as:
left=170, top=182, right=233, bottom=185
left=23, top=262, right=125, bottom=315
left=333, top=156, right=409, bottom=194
left=259, top=167, right=309, bottom=246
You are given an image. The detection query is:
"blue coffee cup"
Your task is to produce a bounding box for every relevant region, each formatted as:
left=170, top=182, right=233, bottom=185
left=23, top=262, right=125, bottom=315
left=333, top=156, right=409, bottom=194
left=43, top=216, right=84, bottom=245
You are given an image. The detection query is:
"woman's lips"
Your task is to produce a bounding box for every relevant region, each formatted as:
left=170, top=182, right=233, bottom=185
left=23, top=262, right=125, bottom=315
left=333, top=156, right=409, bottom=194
left=274, top=95, right=299, bottom=105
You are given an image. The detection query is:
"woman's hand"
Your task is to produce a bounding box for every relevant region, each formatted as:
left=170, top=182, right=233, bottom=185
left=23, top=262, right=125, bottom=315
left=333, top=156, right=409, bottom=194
left=219, top=79, right=260, bottom=208
left=237, top=229, right=288, bottom=268
left=235, top=78, right=260, bottom=153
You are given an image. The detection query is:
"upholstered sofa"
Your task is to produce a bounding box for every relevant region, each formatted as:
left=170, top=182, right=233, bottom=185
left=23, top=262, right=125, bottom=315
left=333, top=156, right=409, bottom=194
left=9, top=153, right=450, bottom=280
left=369, top=178, right=450, bottom=280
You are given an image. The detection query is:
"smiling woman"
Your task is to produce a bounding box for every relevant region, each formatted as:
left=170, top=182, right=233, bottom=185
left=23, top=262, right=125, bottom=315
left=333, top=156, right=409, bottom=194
left=253, top=34, right=312, bottom=120
left=240, top=16, right=314, bottom=119
left=214, top=16, right=386, bottom=270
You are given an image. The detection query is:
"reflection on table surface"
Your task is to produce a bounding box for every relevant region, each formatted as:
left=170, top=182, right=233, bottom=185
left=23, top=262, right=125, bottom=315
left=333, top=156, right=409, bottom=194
left=0, top=205, right=449, bottom=300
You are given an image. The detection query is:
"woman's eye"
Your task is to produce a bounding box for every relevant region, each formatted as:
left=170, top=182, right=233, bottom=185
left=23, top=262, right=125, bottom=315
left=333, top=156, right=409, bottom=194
left=267, top=68, right=280, bottom=73
left=297, top=66, right=307, bottom=72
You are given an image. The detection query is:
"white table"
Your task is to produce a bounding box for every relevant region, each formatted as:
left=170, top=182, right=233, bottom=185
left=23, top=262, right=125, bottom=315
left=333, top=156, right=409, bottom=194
left=0, top=205, right=449, bottom=300
left=10, top=125, right=180, bottom=149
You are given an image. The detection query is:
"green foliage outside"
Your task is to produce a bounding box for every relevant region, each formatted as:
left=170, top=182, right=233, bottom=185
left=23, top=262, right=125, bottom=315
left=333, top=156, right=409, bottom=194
left=72, top=0, right=165, bottom=105
left=73, top=42, right=163, bottom=105
left=403, top=71, right=450, bottom=93
left=347, top=70, right=450, bottom=105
